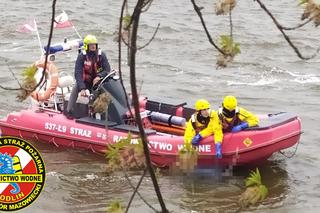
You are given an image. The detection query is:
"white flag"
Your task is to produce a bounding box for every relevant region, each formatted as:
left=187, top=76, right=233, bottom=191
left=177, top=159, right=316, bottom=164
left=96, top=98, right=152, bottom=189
left=54, top=11, right=73, bottom=28
left=17, top=19, right=37, bottom=33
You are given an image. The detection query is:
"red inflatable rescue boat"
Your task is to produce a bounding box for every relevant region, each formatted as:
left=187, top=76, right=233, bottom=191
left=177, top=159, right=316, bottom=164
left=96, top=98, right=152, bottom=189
left=0, top=70, right=302, bottom=167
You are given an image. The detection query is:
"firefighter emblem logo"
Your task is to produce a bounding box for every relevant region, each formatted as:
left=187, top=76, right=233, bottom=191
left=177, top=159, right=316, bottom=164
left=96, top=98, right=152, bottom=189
left=0, top=137, right=45, bottom=211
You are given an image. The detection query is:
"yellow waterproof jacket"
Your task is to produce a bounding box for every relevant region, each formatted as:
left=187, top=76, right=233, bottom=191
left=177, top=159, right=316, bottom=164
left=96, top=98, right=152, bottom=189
left=218, top=107, right=259, bottom=131
left=184, top=110, right=223, bottom=145
left=237, top=107, right=259, bottom=127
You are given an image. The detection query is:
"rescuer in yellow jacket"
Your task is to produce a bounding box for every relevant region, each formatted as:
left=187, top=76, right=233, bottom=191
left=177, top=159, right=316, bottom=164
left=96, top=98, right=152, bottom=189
left=218, top=95, right=259, bottom=132
left=184, top=99, right=223, bottom=159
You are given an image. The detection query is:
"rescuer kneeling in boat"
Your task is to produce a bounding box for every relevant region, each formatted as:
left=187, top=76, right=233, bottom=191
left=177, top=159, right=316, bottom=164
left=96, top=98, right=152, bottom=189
left=66, top=34, right=111, bottom=118
left=218, top=95, right=259, bottom=133
left=184, top=99, right=223, bottom=159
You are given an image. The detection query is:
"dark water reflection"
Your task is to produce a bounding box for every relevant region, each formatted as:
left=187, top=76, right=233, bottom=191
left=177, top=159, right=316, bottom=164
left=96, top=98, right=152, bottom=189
left=23, top=140, right=293, bottom=213
left=168, top=161, right=289, bottom=212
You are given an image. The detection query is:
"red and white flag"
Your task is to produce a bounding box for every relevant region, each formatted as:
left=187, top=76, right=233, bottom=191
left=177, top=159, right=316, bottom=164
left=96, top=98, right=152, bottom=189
left=17, top=19, right=37, bottom=33
left=54, top=11, right=73, bottom=28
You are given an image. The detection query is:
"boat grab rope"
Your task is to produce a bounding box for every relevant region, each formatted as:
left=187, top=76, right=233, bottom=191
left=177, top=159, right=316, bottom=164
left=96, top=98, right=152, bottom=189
left=278, top=132, right=303, bottom=158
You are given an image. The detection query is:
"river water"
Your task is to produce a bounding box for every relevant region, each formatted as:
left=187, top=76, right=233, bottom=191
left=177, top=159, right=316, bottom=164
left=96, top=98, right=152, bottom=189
left=0, top=0, right=320, bottom=212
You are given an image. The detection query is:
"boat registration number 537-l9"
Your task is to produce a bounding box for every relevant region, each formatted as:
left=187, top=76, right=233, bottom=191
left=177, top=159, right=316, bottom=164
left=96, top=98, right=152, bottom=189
left=44, top=122, right=67, bottom=133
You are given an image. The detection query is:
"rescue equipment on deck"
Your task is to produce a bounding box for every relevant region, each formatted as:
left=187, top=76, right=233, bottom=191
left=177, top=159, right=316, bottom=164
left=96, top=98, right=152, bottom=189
left=44, top=39, right=83, bottom=54
left=31, top=61, right=59, bottom=102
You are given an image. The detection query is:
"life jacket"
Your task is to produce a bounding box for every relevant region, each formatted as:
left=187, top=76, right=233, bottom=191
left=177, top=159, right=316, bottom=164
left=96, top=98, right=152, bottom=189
left=82, top=49, right=102, bottom=85
left=218, top=107, right=241, bottom=132
left=190, top=110, right=211, bottom=134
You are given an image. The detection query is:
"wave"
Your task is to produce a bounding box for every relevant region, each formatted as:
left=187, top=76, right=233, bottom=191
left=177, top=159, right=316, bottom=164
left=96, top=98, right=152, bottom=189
left=46, top=171, right=63, bottom=177
left=227, top=66, right=320, bottom=87
left=227, top=78, right=279, bottom=86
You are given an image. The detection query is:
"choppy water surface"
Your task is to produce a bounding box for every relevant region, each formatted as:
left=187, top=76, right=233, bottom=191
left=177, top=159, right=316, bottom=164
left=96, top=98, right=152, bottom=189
left=1, top=0, right=320, bottom=212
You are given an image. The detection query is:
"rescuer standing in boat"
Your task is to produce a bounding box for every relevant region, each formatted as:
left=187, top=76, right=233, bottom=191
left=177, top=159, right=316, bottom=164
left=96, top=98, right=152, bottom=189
left=66, top=34, right=111, bottom=118
left=184, top=99, right=224, bottom=159
left=218, top=95, right=259, bottom=132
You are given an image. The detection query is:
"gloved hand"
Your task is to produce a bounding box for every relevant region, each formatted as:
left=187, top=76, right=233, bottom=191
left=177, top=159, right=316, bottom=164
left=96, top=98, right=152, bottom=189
left=191, top=134, right=202, bottom=146
left=215, top=142, right=222, bottom=159
left=232, top=122, right=249, bottom=133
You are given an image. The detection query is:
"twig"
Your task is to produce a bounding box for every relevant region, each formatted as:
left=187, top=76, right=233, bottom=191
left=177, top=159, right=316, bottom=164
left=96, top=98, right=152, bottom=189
left=0, top=85, right=21, bottom=91
left=142, top=0, right=153, bottom=7
left=118, top=0, right=127, bottom=75
left=0, top=59, right=22, bottom=90
left=190, top=0, right=226, bottom=55
left=125, top=168, right=157, bottom=213
left=138, top=79, right=144, bottom=96
left=125, top=1, right=131, bottom=66
left=125, top=173, right=158, bottom=212
left=6, top=62, right=22, bottom=88
left=121, top=32, right=130, bottom=47
left=32, top=0, right=56, bottom=92
left=126, top=0, right=139, bottom=31
left=229, top=7, right=233, bottom=38
left=129, top=0, right=154, bottom=29
left=121, top=23, right=160, bottom=51
left=282, top=17, right=313, bottom=30
left=141, top=0, right=154, bottom=13
left=254, top=0, right=318, bottom=60
left=138, top=23, right=160, bottom=50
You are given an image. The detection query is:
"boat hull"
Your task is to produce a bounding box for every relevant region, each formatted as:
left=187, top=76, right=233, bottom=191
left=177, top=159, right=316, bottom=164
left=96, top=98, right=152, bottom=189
left=0, top=110, right=302, bottom=167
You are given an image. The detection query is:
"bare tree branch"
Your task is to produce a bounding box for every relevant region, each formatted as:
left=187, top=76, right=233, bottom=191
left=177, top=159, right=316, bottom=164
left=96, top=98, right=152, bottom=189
left=118, top=0, right=126, bottom=75
left=6, top=63, right=22, bottom=88
left=126, top=1, right=140, bottom=31
left=254, top=0, right=318, bottom=60
left=229, top=7, right=233, bottom=38
left=121, top=23, right=160, bottom=51
left=116, top=6, right=164, bottom=212
left=282, top=17, right=313, bottom=30
left=125, top=168, right=157, bottom=213
left=190, top=0, right=226, bottom=55
left=129, top=0, right=168, bottom=212
left=0, top=85, right=21, bottom=91
left=0, top=58, right=22, bottom=90
left=123, top=170, right=158, bottom=212
left=121, top=32, right=130, bottom=46
left=142, top=0, right=153, bottom=7
left=118, top=0, right=134, bottom=120
left=138, top=23, right=160, bottom=50
left=33, top=0, right=56, bottom=92
left=141, top=0, right=154, bottom=13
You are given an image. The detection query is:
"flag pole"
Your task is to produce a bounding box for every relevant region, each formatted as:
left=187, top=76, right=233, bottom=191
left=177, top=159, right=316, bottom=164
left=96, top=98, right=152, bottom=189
left=72, top=25, right=82, bottom=39
left=33, top=19, right=44, bottom=56
left=61, top=10, right=82, bottom=39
